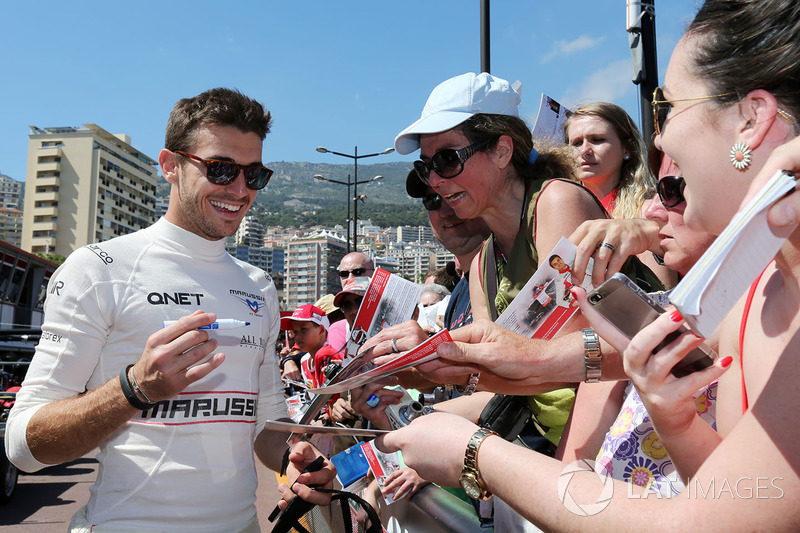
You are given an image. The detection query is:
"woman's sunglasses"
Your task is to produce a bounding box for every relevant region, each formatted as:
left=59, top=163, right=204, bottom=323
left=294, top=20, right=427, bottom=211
left=413, top=138, right=497, bottom=184
left=651, top=87, right=734, bottom=136
left=176, top=150, right=274, bottom=190
left=422, top=192, right=442, bottom=211
left=657, top=175, right=686, bottom=208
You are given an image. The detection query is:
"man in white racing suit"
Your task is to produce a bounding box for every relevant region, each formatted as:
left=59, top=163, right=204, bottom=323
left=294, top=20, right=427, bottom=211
left=5, top=88, right=335, bottom=532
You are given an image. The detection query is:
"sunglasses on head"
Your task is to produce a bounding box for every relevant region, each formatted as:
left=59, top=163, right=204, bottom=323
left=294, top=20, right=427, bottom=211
left=175, top=150, right=274, bottom=190
left=422, top=192, right=443, bottom=211
left=657, top=175, right=687, bottom=208
left=413, top=138, right=498, bottom=184
left=651, top=87, right=735, bottom=136
left=338, top=267, right=367, bottom=278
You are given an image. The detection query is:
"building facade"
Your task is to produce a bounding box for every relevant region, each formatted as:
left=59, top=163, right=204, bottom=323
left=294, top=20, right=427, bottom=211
left=0, top=207, right=23, bottom=248
left=284, top=230, right=347, bottom=310
left=22, top=124, right=158, bottom=256
left=0, top=174, right=24, bottom=209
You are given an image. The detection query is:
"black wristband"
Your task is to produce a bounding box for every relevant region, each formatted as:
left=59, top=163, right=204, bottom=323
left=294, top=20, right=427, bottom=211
left=279, top=351, right=303, bottom=371
left=119, top=364, right=156, bottom=410
left=280, top=446, right=292, bottom=476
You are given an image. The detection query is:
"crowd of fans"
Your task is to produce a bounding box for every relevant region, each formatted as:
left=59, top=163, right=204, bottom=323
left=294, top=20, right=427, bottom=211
left=275, top=1, right=800, bottom=529
left=6, top=0, right=800, bottom=531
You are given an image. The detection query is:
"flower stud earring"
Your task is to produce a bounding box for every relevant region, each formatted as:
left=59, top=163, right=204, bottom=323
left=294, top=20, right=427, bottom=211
left=730, top=142, right=752, bottom=171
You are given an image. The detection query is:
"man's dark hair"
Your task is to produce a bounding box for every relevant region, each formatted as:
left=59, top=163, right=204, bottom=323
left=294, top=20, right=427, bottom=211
left=164, top=88, right=273, bottom=152
left=548, top=254, right=562, bottom=266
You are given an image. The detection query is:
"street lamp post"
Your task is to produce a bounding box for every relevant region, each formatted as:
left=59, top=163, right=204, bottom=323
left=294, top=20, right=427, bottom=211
left=316, top=145, right=394, bottom=252
left=313, top=173, right=383, bottom=253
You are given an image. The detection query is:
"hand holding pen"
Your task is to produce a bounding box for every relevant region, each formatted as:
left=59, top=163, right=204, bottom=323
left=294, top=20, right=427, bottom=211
left=124, top=311, right=226, bottom=409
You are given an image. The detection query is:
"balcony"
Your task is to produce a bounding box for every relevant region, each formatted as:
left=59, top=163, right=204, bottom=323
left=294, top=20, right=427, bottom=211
left=33, top=206, right=58, bottom=217
left=34, top=191, right=59, bottom=202
left=31, top=221, right=58, bottom=232
left=38, top=146, right=62, bottom=158
left=36, top=176, right=61, bottom=188
left=37, top=161, right=61, bottom=173
left=30, top=236, right=57, bottom=250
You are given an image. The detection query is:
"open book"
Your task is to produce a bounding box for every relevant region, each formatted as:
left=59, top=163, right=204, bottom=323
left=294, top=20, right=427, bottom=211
left=669, top=169, right=797, bottom=338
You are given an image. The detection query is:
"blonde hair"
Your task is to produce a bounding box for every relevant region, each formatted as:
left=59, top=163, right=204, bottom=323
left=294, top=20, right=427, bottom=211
left=563, top=102, right=655, bottom=219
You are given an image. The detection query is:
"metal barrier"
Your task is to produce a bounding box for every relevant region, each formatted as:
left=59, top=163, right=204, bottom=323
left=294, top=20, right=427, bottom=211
left=381, top=484, right=490, bottom=533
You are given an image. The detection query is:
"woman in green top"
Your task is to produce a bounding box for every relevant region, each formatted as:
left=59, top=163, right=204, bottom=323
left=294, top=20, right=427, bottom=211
left=394, top=72, right=609, bottom=450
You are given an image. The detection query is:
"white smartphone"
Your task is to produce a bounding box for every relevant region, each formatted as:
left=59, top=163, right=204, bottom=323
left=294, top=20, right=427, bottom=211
left=588, top=273, right=716, bottom=377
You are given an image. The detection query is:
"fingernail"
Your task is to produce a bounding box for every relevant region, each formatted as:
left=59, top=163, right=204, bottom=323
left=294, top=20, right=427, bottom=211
left=772, top=202, right=797, bottom=227
left=669, top=310, right=683, bottom=322
left=719, top=355, right=733, bottom=368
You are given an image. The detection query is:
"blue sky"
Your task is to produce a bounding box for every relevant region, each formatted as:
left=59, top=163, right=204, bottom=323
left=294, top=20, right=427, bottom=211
left=0, top=1, right=701, bottom=183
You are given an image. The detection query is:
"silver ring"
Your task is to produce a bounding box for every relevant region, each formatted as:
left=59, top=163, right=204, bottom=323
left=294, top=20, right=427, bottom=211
left=597, top=241, right=616, bottom=252
left=390, top=338, right=399, bottom=353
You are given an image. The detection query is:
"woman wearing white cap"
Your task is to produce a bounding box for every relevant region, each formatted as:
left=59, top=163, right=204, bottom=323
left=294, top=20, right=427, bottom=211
left=395, top=72, right=625, bottom=445
left=395, top=72, right=618, bottom=531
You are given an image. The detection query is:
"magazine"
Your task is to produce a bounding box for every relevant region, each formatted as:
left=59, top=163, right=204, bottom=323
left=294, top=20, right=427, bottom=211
left=309, top=330, right=452, bottom=395
left=496, top=237, right=594, bottom=339
left=669, top=169, right=797, bottom=337
left=360, top=439, right=406, bottom=505
left=291, top=269, right=421, bottom=429
left=531, top=93, right=572, bottom=140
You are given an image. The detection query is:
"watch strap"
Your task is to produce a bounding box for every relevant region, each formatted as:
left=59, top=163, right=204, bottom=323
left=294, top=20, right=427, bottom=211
left=582, top=327, right=602, bottom=383
left=455, top=372, right=481, bottom=396
left=462, top=427, right=499, bottom=499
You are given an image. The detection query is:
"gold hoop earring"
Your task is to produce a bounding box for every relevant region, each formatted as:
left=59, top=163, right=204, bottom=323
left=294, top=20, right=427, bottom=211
left=730, top=142, right=752, bottom=171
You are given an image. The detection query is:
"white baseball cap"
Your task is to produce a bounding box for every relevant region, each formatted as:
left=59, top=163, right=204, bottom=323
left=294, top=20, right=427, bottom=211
left=394, top=72, right=522, bottom=155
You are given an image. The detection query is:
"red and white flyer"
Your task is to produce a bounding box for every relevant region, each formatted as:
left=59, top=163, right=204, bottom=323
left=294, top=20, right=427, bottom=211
left=342, top=268, right=421, bottom=369
left=309, top=330, right=452, bottom=395
left=360, top=440, right=405, bottom=505
left=496, top=237, right=594, bottom=339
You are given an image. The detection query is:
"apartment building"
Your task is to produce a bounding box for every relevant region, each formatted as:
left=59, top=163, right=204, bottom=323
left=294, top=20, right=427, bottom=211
left=0, top=173, right=24, bottom=209
left=284, top=230, right=347, bottom=309
left=0, top=207, right=23, bottom=248
left=396, top=224, right=435, bottom=245
left=22, top=124, right=158, bottom=256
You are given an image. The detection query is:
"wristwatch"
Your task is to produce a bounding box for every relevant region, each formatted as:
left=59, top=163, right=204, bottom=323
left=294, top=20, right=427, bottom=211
left=582, top=327, right=602, bottom=383
left=459, top=427, right=499, bottom=500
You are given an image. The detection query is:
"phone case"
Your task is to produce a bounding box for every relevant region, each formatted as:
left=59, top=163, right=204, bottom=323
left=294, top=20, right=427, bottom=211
left=588, top=273, right=715, bottom=377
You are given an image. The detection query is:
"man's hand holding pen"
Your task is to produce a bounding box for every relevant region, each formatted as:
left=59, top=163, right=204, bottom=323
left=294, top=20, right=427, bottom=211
left=128, top=310, right=226, bottom=405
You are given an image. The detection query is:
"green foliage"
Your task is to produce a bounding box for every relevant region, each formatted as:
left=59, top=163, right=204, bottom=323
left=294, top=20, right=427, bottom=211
left=35, top=252, right=66, bottom=265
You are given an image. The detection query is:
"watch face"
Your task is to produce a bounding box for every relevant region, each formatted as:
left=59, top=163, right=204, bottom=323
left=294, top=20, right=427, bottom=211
left=459, top=472, right=483, bottom=500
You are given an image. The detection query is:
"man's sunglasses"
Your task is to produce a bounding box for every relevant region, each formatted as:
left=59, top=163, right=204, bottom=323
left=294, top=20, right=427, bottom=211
left=338, top=295, right=363, bottom=313
left=176, top=150, right=274, bottom=190
left=338, top=267, right=368, bottom=278
left=657, top=175, right=686, bottom=208
left=651, top=87, right=734, bottom=136
left=422, top=192, right=442, bottom=211
left=413, top=138, right=497, bottom=184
